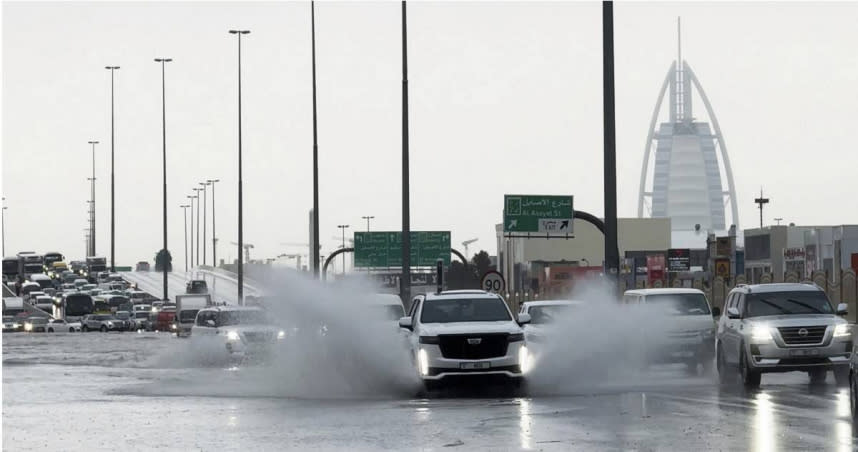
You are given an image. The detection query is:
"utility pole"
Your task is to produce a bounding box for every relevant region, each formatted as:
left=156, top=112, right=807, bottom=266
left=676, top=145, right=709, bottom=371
left=362, top=215, right=374, bottom=232
left=187, top=194, right=197, bottom=267
left=229, top=28, right=250, bottom=305
left=337, top=224, right=349, bottom=274
left=193, top=187, right=202, bottom=266
left=200, top=181, right=209, bottom=266
left=207, top=179, right=220, bottom=267
left=180, top=204, right=190, bottom=271
left=154, top=57, right=172, bottom=301
left=87, top=141, right=99, bottom=256
left=754, top=188, right=770, bottom=229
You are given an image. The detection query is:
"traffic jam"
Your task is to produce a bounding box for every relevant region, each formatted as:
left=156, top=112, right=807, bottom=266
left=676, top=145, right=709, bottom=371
left=2, top=250, right=855, bottom=397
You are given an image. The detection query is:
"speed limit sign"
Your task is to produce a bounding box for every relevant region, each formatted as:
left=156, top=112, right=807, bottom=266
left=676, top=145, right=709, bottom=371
left=481, top=270, right=506, bottom=294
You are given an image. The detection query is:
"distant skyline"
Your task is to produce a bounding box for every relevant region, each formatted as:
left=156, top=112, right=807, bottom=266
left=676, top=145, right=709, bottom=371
left=3, top=2, right=857, bottom=271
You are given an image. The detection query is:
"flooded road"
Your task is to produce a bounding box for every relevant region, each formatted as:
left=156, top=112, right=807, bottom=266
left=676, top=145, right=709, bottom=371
left=3, top=332, right=856, bottom=451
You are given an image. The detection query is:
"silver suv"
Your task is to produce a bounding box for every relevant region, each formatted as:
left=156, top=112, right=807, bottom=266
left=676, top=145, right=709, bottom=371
left=716, top=283, right=850, bottom=387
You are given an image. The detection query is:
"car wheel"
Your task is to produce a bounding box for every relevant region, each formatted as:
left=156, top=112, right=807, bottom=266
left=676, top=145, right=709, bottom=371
left=809, top=368, right=827, bottom=385
left=100, top=325, right=108, bottom=332
left=717, top=346, right=730, bottom=385
left=849, top=372, right=858, bottom=420
left=82, top=325, right=89, bottom=332
left=834, top=367, right=849, bottom=387
left=740, top=348, right=761, bottom=388
left=69, top=328, right=74, bottom=333
left=47, top=328, right=54, bottom=333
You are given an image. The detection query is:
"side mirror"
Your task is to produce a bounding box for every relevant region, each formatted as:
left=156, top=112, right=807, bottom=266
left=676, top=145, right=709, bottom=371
left=727, top=307, right=741, bottom=319
left=711, top=307, right=721, bottom=318
left=398, top=317, right=413, bottom=330
left=518, top=313, right=532, bottom=325
left=206, top=320, right=216, bottom=327
left=837, top=303, right=848, bottom=316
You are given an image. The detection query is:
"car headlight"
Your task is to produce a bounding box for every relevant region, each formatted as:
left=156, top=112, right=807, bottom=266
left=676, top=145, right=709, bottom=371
left=24, top=323, right=32, bottom=331
left=226, top=330, right=240, bottom=341
left=750, top=325, right=773, bottom=341
left=834, top=324, right=851, bottom=338
left=418, top=336, right=439, bottom=344
left=417, top=348, right=429, bottom=376
left=11, top=323, right=20, bottom=329
left=170, top=323, right=177, bottom=330
left=519, top=345, right=531, bottom=374
left=277, top=330, right=286, bottom=340
left=508, top=333, right=525, bottom=342
left=107, top=322, right=114, bottom=326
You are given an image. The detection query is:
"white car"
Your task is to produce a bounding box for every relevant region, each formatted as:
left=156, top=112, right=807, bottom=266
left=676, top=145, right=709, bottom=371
left=370, top=293, right=406, bottom=321
left=190, top=306, right=285, bottom=357
left=623, top=288, right=718, bottom=374
left=519, top=299, right=581, bottom=346
left=47, top=318, right=81, bottom=333
left=399, top=290, right=531, bottom=390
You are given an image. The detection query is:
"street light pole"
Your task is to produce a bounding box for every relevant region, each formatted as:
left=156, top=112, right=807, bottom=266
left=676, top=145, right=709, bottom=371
left=200, top=181, right=209, bottom=266
left=87, top=141, right=99, bottom=256
left=207, top=179, right=219, bottom=267
left=362, top=215, right=374, bottom=232
left=105, top=65, right=119, bottom=272
left=400, top=0, right=411, bottom=303
left=193, top=187, right=202, bottom=266
left=229, top=29, right=250, bottom=305
left=2, top=198, right=7, bottom=257
left=602, top=1, right=619, bottom=281
left=337, top=224, right=349, bottom=274
left=311, top=1, right=321, bottom=278
left=180, top=204, right=190, bottom=272
left=155, top=57, right=172, bottom=301
left=187, top=194, right=196, bottom=267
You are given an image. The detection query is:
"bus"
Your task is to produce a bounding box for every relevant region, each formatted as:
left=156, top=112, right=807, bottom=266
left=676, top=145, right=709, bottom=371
left=43, top=252, right=65, bottom=271
left=17, top=252, right=44, bottom=278
left=85, top=256, right=107, bottom=279
left=63, top=293, right=94, bottom=322
left=2, top=256, right=20, bottom=282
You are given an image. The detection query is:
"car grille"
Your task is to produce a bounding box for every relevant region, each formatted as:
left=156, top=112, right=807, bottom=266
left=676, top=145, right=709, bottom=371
left=778, top=326, right=827, bottom=345
left=438, top=334, right=509, bottom=359
left=243, top=331, right=275, bottom=343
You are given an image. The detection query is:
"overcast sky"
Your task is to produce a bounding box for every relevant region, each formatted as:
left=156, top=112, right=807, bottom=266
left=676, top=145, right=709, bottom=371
left=3, top=1, right=857, bottom=271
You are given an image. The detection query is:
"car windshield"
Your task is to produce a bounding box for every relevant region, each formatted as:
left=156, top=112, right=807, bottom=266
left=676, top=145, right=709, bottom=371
left=528, top=305, right=575, bottom=324
left=646, top=293, right=711, bottom=315
left=179, top=310, right=199, bottom=323
left=134, top=312, right=149, bottom=319
left=745, top=291, right=834, bottom=317
left=216, top=310, right=270, bottom=326
left=420, top=298, right=512, bottom=323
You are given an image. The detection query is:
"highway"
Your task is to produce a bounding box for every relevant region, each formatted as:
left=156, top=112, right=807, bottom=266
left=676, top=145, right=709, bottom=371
left=120, top=268, right=261, bottom=304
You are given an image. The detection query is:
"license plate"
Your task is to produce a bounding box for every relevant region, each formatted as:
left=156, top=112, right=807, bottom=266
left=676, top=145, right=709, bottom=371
left=460, top=362, right=491, bottom=370
left=790, top=349, right=820, bottom=357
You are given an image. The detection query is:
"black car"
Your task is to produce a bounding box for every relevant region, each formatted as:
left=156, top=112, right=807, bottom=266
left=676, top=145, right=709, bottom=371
left=186, top=280, right=208, bottom=294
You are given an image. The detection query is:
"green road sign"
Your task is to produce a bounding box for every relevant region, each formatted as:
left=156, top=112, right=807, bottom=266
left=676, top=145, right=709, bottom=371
left=503, top=195, right=574, bottom=233
left=354, top=231, right=451, bottom=268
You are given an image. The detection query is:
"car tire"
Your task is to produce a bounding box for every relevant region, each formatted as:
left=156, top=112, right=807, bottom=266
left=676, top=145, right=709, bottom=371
left=849, top=371, right=858, bottom=421
left=47, top=328, right=54, bottom=333
left=100, top=325, right=107, bottom=332
left=740, top=348, right=761, bottom=388
left=716, top=346, right=730, bottom=385
left=809, top=368, right=827, bottom=385
left=82, top=325, right=89, bottom=332
left=835, top=367, right=849, bottom=387
left=69, top=328, right=74, bottom=333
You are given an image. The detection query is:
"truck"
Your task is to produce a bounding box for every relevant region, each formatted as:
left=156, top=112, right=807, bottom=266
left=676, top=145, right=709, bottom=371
left=173, top=294, right=212, bottom=337
left=43, top=252, right=65, bottom=271
left=85, top=256, right=107, bottom=282
left=2, top=256, right=20, bottom=283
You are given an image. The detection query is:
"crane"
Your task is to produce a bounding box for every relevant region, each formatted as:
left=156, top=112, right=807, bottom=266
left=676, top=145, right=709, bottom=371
left=462, top=238, right=478, bottom=259
left=230, top=241, right=254, bottom=263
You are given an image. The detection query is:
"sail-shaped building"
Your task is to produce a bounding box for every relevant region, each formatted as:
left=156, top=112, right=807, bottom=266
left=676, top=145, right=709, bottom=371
left=637, top=20, right=739, bottom=244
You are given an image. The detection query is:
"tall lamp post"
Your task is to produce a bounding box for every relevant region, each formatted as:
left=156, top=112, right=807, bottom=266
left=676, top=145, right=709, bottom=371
left=207, top=179, right=220, bottom=267
left=87, top=141, right=99, bottom=256
left=400, top=1, right=411, bottom=303
left=229, top=28, right=250, bottom=305
left=180, top=204, right=190, bottom=271
left=361, top=215, right=374, bottom=232
left=105, top=65, right=120, bottom=271
left=155, top=57, right=172, bottom=301
left=337, top=224, right=349, bottom=274
left=193, top=187, right=203, bottom=266
left=187, top=194, right=197, bottom=267
left=310, top=1, right=321, bottom=278
left=199, top=181, right=210, bottom=266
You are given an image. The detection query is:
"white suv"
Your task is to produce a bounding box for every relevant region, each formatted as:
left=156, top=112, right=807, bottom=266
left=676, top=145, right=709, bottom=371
left=190, top=306, right=285, bottom=357
left=399, top=290, right=531, bottom=390
left=716, top=283, right=850, bottom=387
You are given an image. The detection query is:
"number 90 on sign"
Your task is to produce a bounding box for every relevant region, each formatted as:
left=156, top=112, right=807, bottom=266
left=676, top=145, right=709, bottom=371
left=481, top=271, right=506, bottom=294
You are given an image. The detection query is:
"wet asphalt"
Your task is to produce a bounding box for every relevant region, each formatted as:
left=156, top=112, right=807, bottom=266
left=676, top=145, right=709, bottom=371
left=2, top=332, right=856, bottom=451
